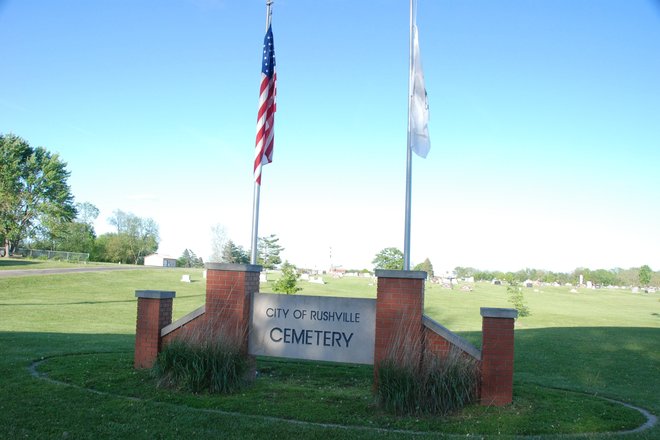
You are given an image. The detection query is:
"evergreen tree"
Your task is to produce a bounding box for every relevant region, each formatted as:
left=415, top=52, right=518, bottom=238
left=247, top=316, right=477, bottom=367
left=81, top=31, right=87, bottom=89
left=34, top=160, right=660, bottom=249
left=257, top=234, right=283, bottom=269
left=414, top=258, right=434, bottom=277
left=272, top=261, right=301, bottom=294
left=507, top=281, right=530, bottom=317
left=178, top=249, right=204, bottom=268
left=222, top=240, right=249, bottom=264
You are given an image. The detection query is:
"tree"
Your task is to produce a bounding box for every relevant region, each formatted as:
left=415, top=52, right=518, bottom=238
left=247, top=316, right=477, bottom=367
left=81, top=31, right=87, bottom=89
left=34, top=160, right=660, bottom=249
left=414, top=257, right=434, bottom=277
left=104, top=210, right=159, bottom=264
left=0, top=134, right=76, bottom=256
left=638, top=265, right=652, bottom=287
left=49, top=222, right=96, bottom=253
left=474, top=271, right=495, bottom=282
left=502, top=272, right=517, bottom=284
left=75, top=202, right=100, bottom=226
left=221, top=240, right=249, bottom=264
left=31, top=201, right=99, bottom=254
left=516, top=268, right=539, bottom=282
left=372, top=247, right=404, bottom=270
left=258, top=234, right=283, bottom=269
left=177, top=249, right=204, bottom=268
left=209, top=224, right=227, bottom=263
left=93, top=233, right=130, bottom=263
left=454, top=266, right=477, bottom=279
left=272, top=261, right=301, bottom=294
left=590, top=269, right=621, bottom=287
left=507, top=281, right=530, bottom=317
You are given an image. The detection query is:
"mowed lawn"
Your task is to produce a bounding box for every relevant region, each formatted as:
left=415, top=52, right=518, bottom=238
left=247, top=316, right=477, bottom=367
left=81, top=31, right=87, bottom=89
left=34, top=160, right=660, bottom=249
left=1, top=261, right=658, bottom=439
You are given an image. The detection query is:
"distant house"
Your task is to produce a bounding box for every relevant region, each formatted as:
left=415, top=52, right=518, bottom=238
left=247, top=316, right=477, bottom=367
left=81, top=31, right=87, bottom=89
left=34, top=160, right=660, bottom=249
left=144, top=253, right=177, bottom=268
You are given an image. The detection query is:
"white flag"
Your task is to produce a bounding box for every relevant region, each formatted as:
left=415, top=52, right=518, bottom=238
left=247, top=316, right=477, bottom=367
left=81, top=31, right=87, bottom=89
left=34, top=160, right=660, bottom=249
left=410, top=24, right=430, bottom=158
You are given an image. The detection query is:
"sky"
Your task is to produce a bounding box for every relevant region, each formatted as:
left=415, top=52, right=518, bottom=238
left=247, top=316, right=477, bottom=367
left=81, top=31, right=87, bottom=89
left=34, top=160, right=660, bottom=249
left=1, top=0, right=659, bottom=273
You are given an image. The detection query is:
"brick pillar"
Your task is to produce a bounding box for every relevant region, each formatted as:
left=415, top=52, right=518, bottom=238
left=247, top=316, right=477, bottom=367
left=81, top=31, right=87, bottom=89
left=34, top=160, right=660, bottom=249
left=134, top=290, right=176, bottom=369
left=480, top=307, right=518, bottom=406
left=373, top=270, right=427, bottom=382
left=204, top=263, right=261, bottom=353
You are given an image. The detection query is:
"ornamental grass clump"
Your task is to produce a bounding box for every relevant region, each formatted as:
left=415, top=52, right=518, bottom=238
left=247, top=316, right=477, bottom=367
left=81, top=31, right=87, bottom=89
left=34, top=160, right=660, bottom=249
left=377, top=359, right=423, bottom=414
left=377, top=326, right=479, bottom=416
left=421, top=349, right=480, bottom=415
left=152, top=323, right=251, bottom=394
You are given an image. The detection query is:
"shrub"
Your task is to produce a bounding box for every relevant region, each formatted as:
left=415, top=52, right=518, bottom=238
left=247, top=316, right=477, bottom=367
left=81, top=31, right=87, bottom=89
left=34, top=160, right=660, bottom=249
left=272, top=260, right=301, bottom=294
left=507, top=281, right=531, bottom=317
left=377, top=348, right=479, bottom=416
left=152, top=325, right=251, bottom=394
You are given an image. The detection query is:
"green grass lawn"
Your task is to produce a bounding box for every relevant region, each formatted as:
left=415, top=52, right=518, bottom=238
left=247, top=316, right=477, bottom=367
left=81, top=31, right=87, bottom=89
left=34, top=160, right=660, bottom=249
left=1, top=261, right=658, bottom=439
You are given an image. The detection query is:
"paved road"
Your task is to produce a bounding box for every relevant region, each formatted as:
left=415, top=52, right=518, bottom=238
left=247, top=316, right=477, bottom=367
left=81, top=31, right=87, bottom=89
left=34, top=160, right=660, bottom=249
left=0, top=265, right=148, bottom=278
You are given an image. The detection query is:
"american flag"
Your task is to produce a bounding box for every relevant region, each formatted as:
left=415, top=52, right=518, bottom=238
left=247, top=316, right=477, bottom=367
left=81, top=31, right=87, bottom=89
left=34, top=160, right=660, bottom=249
left=254, top=24, right=277, bottom=185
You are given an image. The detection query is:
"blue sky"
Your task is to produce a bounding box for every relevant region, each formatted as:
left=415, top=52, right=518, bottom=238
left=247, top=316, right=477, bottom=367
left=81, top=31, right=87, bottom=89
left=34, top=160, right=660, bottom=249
left=1, top=0, right=659, bottom=273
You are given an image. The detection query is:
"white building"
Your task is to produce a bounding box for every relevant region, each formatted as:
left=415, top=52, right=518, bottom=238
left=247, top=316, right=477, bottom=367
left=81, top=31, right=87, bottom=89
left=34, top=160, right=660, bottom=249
left=144, top=253, right=177, bottom=268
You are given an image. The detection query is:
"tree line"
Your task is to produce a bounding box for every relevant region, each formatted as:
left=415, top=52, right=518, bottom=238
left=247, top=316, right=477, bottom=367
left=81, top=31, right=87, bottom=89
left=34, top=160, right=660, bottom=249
left=26, top=206, right=159, bottom=265
left=372, top=247, right=658, bottom=288
left=454, top=265, right=658, bottom=288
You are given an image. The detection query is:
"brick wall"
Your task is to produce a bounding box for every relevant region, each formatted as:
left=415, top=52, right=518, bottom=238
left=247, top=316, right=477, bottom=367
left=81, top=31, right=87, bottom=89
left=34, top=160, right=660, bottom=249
left=373, top=270, right=426, bottom=381
left=480, top=307, right=518, bottom=406
left=204, top=263, right=261, bottom=352
left=423, top=327, right=455, bottom=358
left=372, top=271, right=517, bottom=407
left=134, top=264, right=261, bottom=369
left=134, top=290, right=175, bottom=369
left=134, top=266, right=517, bottom=408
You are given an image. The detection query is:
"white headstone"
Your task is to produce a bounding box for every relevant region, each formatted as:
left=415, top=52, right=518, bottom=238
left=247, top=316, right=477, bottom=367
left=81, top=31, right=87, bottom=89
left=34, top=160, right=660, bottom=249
left=309, top=277, right=325, bottom=285
left=180, top=274, right=191, bottom=283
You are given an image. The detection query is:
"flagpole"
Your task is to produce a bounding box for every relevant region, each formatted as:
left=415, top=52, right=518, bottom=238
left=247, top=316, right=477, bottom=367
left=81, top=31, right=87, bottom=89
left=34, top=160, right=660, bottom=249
left=250, top=0, right=274, bottom=265
left=250, top=184, right=261, bottom=264
left=403, top=0, right=414, bottom=271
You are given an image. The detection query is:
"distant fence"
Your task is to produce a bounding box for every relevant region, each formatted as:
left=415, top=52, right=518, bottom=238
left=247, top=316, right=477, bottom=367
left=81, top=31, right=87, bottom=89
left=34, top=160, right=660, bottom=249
left=15, top=248, right=90, bottom=262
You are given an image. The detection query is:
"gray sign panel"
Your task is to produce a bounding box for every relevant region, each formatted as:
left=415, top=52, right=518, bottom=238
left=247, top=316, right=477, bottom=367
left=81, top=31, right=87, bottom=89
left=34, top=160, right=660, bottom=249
left=249, top=292, right=376, bottom=365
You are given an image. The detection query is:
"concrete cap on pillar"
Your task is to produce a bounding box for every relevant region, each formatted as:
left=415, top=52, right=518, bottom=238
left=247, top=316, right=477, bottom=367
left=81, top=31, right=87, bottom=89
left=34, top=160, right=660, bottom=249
left=374, top=269, right=427, bottom=280
left=135, top=290, right=176, bottom=299
left=480, top=307, right=518, bottom=319
left=205, top=263, right=262, bottom=273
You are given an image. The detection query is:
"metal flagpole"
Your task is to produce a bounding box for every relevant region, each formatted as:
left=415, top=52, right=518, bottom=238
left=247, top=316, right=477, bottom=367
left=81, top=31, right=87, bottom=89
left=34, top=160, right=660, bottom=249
left=250, top=0, right=274, bottom=265
left=403, top=0, right=414, bottom=270
left=250, top=181, right=261, bottom=264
